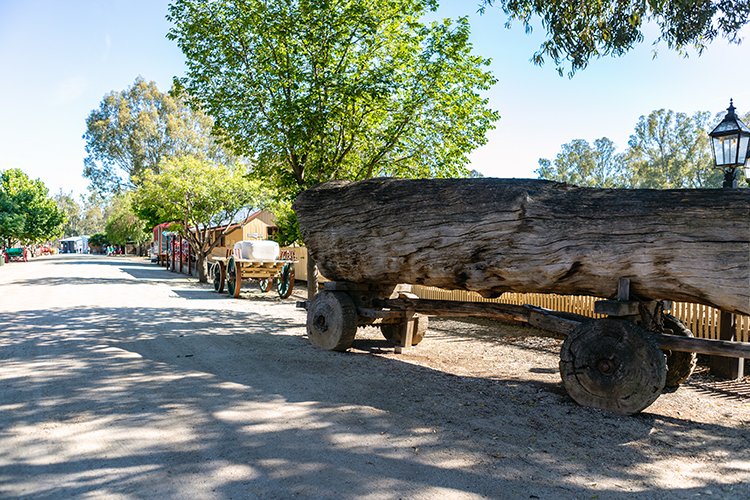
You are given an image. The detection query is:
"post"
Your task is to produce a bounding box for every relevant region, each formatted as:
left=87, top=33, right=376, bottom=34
left=723, top=167, right=739, bottom=189
left=709, top=166, right=744, bottom=379
left=171, top=238, right=176, bottom=272
left=709, top=312, right=745, bottom=379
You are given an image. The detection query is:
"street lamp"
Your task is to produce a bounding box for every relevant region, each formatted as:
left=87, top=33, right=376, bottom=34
left=708, top=99, right=750, bottom=188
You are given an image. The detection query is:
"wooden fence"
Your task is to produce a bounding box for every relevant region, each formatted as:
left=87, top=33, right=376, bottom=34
left=412, top=286, right=750, bottom=343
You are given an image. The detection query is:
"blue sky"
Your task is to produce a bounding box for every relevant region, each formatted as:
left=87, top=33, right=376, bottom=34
left=1, top=0, right=749, bottom=197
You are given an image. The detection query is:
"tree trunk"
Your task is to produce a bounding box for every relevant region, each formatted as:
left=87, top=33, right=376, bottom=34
left=196, top=253, right=208, bottom=283
left=294, top=178, right=750, bottom=315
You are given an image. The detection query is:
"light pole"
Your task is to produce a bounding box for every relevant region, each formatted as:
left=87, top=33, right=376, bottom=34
left=708, top=99, right=750, bottom=188
left=707, top=99, right=748, bottom=379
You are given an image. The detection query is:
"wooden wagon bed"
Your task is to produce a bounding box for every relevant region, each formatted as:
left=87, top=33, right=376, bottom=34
left=209, top=255, right=295, bottom=299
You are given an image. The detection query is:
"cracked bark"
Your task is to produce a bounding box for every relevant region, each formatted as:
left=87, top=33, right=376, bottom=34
left=294, top=178, right=750, bottom=315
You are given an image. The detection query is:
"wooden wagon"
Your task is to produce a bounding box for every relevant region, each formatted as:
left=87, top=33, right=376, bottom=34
left=210, top=254, right=295, bottom=299
left=4, top=247, right=28, bottom=263
left=294, top=178, right=750, bottom=415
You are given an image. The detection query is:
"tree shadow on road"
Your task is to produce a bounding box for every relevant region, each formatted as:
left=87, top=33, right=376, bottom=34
left=1, top=305, right=748, bottom=499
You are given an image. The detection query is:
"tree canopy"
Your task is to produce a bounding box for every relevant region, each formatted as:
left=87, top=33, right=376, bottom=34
left=132, top=155, right=265, bottom=282
left=167, top=0, right=498, bottom=193
left=536, top=137, right=627, bottom=188
left=168, top=0, right=500, bottom=293
left=1, top=169, right=66, bottom=246
left=83, top=77, right=230, bottom=195
left=54, top=190, right=109, bottom=238
left=625, top=109, right=720, bottom=189
left=480, top=1, right=750, bottom=76
left=105, top=192, right=151, bottom=247
left=537, top=108, right=750, bottom=188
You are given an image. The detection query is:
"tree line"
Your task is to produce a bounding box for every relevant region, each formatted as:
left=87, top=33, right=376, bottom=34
left=537, top=108, right=750, bottom=189
left=0, top=169, right=65, bottom=250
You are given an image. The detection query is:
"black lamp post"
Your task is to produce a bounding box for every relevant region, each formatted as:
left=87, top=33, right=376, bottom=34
left=708, top=99, right=750, bottom=188
left=707, top=100, right=747, bottom=380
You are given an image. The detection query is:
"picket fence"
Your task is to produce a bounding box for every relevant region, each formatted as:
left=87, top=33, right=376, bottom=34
left=411, top=286, right=750, bottom=343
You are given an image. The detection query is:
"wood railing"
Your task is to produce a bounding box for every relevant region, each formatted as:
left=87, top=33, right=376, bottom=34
left=412, top=286, right=750, bottom=343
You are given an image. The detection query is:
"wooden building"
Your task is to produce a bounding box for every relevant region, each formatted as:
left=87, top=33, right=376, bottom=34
left=208, top=209, right=278, bottom=259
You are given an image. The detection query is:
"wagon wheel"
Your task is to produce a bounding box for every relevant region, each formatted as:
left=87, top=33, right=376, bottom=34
left=559, top=319, right=666, bottom=415
left=662, top=314, right=697, bottom=388
left=306, top=291, right=357, bottom=351
left=276, top=263, right=295, bottom=299
left=212, top=262, right=225, bottom=293
left=380, top=314, right=429, bottom=346
left=258, top=278, right=274, bottom=293
left=226, top=256, right=242, bottom=298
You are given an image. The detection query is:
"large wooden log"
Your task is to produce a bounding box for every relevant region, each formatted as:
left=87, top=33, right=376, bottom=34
left=293, top=178, right=750, bottom=315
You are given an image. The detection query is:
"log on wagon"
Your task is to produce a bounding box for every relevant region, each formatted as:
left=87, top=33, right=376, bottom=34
left=293, top=178, right=750, bottom=414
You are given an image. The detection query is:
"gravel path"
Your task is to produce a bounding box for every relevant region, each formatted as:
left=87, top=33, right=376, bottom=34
left=1, top=255, right=748, bottom=499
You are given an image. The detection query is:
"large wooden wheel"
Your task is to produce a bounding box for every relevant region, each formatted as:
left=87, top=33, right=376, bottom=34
left=380, top=314, right=429, bottom=346
left=662, top=314, right=697, bottom=388
left=226, top=256, right=242, bottom=298
left=306, top=291, right=357, bottom=351
left=212, top=262, right=225, bottom=293
left=276, top=263, right=295, bottom=299
left=559, top=319, right=666, bottom=415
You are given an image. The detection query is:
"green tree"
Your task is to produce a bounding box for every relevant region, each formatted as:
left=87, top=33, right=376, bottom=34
left=83, top=76, right=229, bottom=195
left=105, top=192, right=151, bottom=253
left=0, top=169, right=66, bottom=247
left=78, top=191, right=110, bottom=235
left=0, top=188, right=24, bottom=248
left=132, top=156, right=265, bottom=282
left=55, top=189, right=110, bottom=237
left=54, top=190, right=82, bottom=237
left=626, top=109, right=721, bottom=189
left=88, top=232, right=109, bottom=253
left=536, top=137, right=627, bottom=187
left=480, top=1, right=750, bottom=76
left=167, top=0, right=499, bottom=293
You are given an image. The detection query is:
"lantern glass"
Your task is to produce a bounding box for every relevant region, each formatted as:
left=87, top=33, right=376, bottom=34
left=741, top=135, right=750, bottom=164
left=712, top=135, right=739, bottom=166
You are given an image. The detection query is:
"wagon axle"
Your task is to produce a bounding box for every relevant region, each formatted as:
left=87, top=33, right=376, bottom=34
left=300, top=281, right=750, bottom=415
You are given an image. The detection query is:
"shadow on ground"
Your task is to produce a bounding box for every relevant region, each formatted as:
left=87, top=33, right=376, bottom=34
left=1, top=299, right=748, bottom=498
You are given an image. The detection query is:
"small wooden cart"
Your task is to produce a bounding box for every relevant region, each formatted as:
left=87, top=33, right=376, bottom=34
left=4, top=247, right=28, bottom=263
left=210, top=254, right=295, bottom=299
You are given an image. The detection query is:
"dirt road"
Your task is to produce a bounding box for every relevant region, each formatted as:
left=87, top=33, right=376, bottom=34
left=1, top=255, right=748, bottom=499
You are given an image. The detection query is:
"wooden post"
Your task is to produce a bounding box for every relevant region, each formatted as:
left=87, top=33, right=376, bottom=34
left=171, top=238, right=176, bottom=272
left=394, top=308, right=415, bottom=355
left=710, top=312, right=745, bottom=380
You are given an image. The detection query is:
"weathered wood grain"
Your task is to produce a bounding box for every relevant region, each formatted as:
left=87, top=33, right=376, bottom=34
left=294, top=178, right=750, bottom=315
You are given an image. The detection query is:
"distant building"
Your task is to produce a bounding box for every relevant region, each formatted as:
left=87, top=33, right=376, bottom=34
left=60, top=236, right=89, bottom=254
